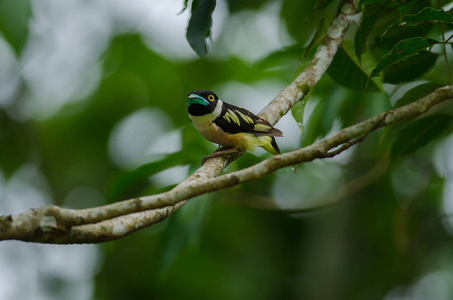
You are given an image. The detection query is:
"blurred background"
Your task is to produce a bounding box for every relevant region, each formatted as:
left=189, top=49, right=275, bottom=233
left=1, top=0, right=453, bottom=299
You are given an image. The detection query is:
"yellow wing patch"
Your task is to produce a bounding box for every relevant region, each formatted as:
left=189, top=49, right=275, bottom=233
left=254, top=123, right=272, bottom=132
left=236, top=111, right=254, bottom=124
left=223, top=111, right=232, bottom=123
left=224, top=110, right=241, bottom=126
left=224, top=109, right=255, bottom=126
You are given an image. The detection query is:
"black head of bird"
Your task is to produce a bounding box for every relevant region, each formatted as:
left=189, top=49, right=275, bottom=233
left=187, top=90, right=219, bottom=117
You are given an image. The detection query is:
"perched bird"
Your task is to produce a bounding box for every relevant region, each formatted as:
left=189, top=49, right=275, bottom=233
left=187, top=90, right=291, bottom=168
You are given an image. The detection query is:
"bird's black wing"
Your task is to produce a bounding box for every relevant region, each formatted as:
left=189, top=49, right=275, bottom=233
left=213, top=103, right=283, bottom=136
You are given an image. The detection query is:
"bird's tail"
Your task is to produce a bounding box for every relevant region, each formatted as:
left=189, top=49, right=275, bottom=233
left=271, top=137, right=280, bottom=154
left=260, top=136, right=280, bottom=155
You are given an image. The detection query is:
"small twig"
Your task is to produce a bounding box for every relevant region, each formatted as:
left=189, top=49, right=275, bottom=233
left=324, top=112, right=387, bottom=158
left=324, top=135, right=363, bottom=158
left=445, top=34, right=453, bottom=44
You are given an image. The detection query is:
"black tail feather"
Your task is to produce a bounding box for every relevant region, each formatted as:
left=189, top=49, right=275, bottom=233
left=271, top=137, right=280, bottom=154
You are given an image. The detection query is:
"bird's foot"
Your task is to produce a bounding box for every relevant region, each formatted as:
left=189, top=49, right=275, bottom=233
left=201, top=147, right=240, bottom=165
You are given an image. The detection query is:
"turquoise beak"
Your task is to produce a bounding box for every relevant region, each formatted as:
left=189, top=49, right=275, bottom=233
left=187, top=94, right=209, bottom=106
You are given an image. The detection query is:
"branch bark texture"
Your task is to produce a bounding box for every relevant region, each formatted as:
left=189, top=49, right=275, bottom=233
left=5, top=1, right=449, bottom=244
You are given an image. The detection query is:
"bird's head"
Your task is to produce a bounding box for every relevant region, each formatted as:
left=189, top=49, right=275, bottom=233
left=187, top=90, right=219, bottom=116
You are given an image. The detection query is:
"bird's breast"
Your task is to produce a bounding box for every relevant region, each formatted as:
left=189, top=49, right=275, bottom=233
left=189, top=114, right=229, bottom=145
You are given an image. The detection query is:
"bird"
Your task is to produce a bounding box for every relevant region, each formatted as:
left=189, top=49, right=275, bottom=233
left=187, top=89, right=294, bottom=171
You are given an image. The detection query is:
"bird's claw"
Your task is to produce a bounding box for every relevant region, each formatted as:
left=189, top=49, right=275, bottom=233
left=201, top=147, right=240, bottom=165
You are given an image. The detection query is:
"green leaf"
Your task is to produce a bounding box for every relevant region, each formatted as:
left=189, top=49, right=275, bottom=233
left=393, top=82, right=442, bottom=108
left=358, top=0, right=389, bottom=10
left=291, top=98, right=308, bottom=133
left=302, top=90, right=348, bottom=146
left=391, top=115, right=453, bottom=158
left=382, top=50, right=438, bottom=84
left=106, top=146, right=202, bottom=201
left=303, top=18, right=328, bottom=59
left=0, top=0, right=30, bottom=53
left=370, top=37, right=440, bottom=78
left=110, top=130, right=208, bottom=200
left=281, top=0, right=318, bottom=43
left=355, top=9, right=384, bottom=61
left=386, top=7, right=453, bottom=34
left=255, top=44, right=306, bottom=70
left=356, top=1, right=428, bottom=59
left=338, top=90, right=368, bottom=127
left=399, top=7, right=453, bottom=25
left=186, top=0, right=216, bottom=56
left=293, top=47, right=317, bottom=80
left=395, top=0, right=426, bottom=16
left=314, top=0, right=335, bottom=11
left=283, top=18, right=328, bottom=80
left=327, top=40, right=382, bottom=92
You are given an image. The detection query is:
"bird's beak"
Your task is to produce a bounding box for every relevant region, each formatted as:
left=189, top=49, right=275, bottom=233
left=187, top=94, right=209, bottom=106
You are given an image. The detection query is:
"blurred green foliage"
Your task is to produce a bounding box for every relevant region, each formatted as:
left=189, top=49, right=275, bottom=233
left=1, top=0, right=453, bottom=299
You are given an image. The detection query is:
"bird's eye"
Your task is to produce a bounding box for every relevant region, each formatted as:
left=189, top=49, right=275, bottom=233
left=208, top=95, right=215, bottom=102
